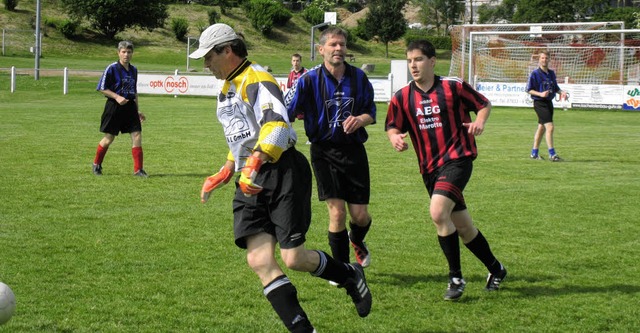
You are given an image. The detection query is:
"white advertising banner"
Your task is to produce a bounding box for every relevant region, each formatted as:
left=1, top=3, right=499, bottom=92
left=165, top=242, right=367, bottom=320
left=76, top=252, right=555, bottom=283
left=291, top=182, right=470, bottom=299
left=139, top=74, right=392, bottom=102
left=475, top=82, right=637, bottom=110
left=475, top=82, right=531, bottom=107
left=137, top=74, right=220, bottom=96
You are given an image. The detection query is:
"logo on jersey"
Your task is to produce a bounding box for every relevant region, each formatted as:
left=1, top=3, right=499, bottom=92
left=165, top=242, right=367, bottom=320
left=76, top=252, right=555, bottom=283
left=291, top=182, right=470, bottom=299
left=325, top=97, right=354, bottom=128
left=416, top=103, right=442, bottom=130
left=220, top=103, right=252, bottom=143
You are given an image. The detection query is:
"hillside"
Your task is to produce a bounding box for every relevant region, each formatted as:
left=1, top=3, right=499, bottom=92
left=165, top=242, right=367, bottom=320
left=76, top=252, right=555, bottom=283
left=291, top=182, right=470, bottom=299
left=0, top=2, right=414, bottom=75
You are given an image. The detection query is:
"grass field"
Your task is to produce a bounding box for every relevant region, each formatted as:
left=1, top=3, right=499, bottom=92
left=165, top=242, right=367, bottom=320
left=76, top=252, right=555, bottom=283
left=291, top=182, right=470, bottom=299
left=1, top=76, right=640, bottom=332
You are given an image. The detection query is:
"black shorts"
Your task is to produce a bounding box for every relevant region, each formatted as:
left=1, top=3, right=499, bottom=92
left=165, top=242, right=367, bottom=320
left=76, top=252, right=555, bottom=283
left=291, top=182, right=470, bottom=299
left=422, top=157, right=473, bottom=212
left=310, top=141, right=370, bottom=204
left=100, top=98, right=141, bottom=136
left=232, top=147, right=312, bottom=249
left=533, top=99, right=554, bottom=124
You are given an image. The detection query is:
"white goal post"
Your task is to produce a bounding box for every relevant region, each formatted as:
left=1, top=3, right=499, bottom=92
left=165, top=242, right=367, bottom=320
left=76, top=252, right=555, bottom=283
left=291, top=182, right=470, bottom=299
left=467, top=29, right=640, bottom=86
left=448, top=22, right=626, bottom=82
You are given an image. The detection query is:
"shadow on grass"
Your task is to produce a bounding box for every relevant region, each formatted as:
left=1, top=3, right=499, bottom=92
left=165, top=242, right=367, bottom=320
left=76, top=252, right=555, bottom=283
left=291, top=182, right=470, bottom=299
left=509, top=283, right=640, bottom=298
left=374, top=272, right=490, bottom=286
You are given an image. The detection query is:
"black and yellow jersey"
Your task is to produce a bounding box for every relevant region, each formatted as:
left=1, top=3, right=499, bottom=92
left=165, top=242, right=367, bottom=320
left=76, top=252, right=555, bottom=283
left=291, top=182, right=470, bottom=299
left=217, top=59, right=297, bottom=171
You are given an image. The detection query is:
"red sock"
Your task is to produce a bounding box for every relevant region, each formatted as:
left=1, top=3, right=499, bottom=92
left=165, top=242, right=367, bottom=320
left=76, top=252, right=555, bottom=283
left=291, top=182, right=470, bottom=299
left=132, top=146, right=143, bottom=172
left=94, top=145, right=108, bottom=165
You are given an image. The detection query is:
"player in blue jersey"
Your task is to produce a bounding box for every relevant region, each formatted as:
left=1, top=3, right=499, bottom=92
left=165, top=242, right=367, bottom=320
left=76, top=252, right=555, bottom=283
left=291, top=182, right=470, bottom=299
left=191, top=24, right=371, bottom=332
left=93, top=41, right=147, bottom=177
left=285, top=26, right=375, bottom=272
left=526, top=50, right=566, bottom=161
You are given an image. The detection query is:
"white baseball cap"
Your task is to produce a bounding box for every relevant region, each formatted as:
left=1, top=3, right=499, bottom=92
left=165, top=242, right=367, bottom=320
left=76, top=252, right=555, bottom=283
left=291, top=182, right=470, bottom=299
left=189, top=23, right=239, bottom=59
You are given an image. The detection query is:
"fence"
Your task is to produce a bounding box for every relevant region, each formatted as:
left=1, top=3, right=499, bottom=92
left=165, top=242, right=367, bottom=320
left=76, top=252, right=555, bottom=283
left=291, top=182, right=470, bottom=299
left=2, top=29, right=39, bottom=57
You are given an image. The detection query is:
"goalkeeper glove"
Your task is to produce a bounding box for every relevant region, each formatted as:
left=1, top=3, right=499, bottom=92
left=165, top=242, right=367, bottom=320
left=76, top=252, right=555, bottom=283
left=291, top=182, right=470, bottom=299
left=200, top=166, right=233, bottom=203
left=239, top=155, right=263, bottom=197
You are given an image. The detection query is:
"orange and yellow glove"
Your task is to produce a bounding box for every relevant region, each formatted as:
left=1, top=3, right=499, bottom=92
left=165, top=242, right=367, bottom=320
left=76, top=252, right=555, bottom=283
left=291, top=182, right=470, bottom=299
left=239, top=155, right=263, bottom=197
left=200, top=166, right=233, bottom=203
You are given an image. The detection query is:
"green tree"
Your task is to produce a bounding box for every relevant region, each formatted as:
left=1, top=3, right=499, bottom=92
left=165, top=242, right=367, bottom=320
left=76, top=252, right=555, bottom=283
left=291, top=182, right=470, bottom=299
left=478, top=0, right=611, bottom=24
left=61, top=0, right=168, bottom=39
left=591, top=7, right=640, bottom=29
left=477, top=0, right=517, bottom=24
left=413, top=0, right=463, bottom=36
left=363, top=0, right=408, bottom=57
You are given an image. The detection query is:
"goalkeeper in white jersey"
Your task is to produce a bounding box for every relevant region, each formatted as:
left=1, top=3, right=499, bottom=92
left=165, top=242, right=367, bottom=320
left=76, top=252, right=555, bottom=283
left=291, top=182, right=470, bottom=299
left=189, top=24, right=372, bottom=333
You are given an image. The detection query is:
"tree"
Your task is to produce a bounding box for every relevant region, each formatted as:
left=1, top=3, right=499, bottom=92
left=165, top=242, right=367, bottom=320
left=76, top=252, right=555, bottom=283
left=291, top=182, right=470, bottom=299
left=413, top=0, right=464, bottom=36
left=591, top=7, right=639, bottom=29
left=363, top=0, right=408, bottom=57
left=61, top=0, right=168, bottom=39
left=478, top=0, right=611, bottom=24
left=477, top=0, right=517, bottom=24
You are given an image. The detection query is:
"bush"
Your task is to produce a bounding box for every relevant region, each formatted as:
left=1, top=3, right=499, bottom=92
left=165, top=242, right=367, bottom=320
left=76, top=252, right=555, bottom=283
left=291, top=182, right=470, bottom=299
left=301, top=4, right=324, bottom=25
left=171, top=17, right=189, bottom=41
left=3, top=0, right=18, bottom=11
left=243, top=0, right=291, bottom=35
left=208, top=8, right=219, bottom=25
left=338, top=24, right=359, bottom=46
left=351, top=18, right=372, bottom=40
left=58, top=19, right=79, bottom=39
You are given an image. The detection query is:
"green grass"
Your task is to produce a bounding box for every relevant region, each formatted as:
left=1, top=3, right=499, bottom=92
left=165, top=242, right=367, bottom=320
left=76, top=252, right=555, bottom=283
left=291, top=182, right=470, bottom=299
left=1, top=75, right=640, bottom=332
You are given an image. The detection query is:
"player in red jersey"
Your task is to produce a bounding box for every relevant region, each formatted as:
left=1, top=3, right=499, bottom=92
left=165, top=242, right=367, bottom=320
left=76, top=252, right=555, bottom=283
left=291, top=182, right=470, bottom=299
left=385, top=40, right=507, bottom=301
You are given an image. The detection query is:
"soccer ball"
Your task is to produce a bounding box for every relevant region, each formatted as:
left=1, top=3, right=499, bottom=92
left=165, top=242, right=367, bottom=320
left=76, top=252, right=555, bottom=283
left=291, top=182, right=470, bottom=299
left=0, top=282, right=16, bottom=325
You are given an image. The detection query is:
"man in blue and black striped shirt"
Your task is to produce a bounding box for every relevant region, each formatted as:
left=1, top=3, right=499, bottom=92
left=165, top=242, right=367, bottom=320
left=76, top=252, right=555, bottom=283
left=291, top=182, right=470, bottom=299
left=93, top=41, right=147, bottom=177
left=285, top=26, right=375, bottom=272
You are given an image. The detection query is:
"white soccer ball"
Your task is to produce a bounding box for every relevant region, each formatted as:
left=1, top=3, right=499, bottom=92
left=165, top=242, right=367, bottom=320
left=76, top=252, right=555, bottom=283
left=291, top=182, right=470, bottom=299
left=0, top=282, right=16, bottom=325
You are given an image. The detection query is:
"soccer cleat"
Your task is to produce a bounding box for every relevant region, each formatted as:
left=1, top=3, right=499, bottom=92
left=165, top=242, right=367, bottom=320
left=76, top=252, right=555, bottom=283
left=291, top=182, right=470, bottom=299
left=328, top=280, right=340, bottom=287
left=348, top=231, right=371, bottom=268
left=92, top=163, right=103, bottom=176
left=133, top=169, right=149, bottom=178
left=343, top=263, right=372, bottom=317
left=485, top=266, right=507, bottom=291
left=444, top=277, right=466, bottom=301
left=549, top=155, right=563, bottom=162
left=530, top=154, right=544, bottom=160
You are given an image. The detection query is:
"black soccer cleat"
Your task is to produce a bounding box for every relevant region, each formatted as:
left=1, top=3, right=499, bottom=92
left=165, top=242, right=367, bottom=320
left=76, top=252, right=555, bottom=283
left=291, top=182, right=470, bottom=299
left=343, top=263, right=372, bottom=317
left=92, top=163, right=103, bottom=176
left=530, top=154, right=544, bottom=160
left=485, top=266, right=507, bottom=291
left=444, top=277, right=466, bottom=301
left=133, top=169, right=149, bottom=178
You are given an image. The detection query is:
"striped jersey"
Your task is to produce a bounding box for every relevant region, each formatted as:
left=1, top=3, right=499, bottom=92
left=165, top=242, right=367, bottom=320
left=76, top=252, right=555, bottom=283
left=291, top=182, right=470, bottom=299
left=385, top=76, right=490, bottom=175
left=526, top=67, right=561, bottom=101
left=218, top=59, right=296, bottom=172
left=284, top=63, right=376, bottom=144
left=96, top=61, right=138, bottom=100
left=286, top=67, right=307, bottom=89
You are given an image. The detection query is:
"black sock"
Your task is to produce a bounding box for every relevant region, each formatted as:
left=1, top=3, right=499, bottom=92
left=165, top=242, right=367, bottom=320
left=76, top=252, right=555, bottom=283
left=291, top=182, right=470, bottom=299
left=264, top=275, right=314, bottom=333
left=438, top=231, right=462, bottom=279
left=310, top=250, right=353, bottom=285
left=328, top=229, right=350, bottom=263
left=349, top=219, right=371, bottom=246
left=464, top=230, right=502, bottom=274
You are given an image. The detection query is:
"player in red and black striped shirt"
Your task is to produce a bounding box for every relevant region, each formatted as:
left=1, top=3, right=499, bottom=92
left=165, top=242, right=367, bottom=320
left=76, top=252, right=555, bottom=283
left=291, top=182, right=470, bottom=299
left=385, top=40, right=507, bottom=301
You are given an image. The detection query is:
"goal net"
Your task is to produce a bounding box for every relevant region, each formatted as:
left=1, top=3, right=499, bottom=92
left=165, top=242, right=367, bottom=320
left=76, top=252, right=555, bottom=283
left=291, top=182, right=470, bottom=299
left=447, top=23, right=640, bottom=85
